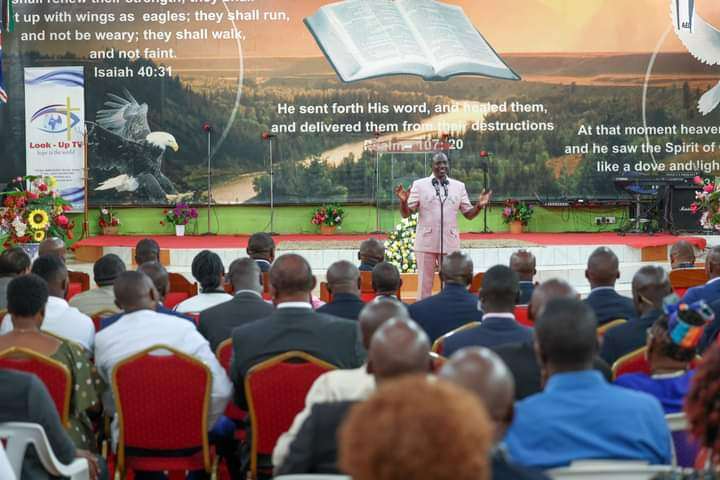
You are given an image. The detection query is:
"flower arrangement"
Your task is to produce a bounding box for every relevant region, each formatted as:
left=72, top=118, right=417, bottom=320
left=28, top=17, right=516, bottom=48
left=384, top=213, right=418, bottom=273
left=0, top=175, right=73, bottom=246
left=98, top=208, right=121, bottom=230
left=501, top=199, right=534, bottom=225
left=311, top=204, right=345, bottom=227
left=690, top=176, right=720, bottom=230
left=161, top=203, right=198, bottom=226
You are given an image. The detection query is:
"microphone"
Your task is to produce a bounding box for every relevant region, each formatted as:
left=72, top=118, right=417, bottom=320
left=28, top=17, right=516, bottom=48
left=202, top=122, right=212, bottom=133
left=441, top=178, right=449, bottom=196
left=431, top=177, right=441, bottom=197
left=261, top=132, right=277, bottom=140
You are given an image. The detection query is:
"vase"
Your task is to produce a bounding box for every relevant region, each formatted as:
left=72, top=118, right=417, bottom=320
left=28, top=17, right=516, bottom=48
left=509, top=220, right=524, bottom=234
left=101, top=226, right=119, bottom=235
left=175, top=224, right=185, bottom=236
left=19, top=242, right=40, bottom=261
left=320, top=224, right=336, bottom=235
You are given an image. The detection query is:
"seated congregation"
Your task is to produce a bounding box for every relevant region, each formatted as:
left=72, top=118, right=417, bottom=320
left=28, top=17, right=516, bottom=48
left=2, top=235, right=720, bottom=480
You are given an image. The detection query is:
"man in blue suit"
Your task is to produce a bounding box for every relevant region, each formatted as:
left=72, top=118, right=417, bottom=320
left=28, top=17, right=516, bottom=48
left=682, top=246, right=720, bottom=304
left=443, top=265, right=532, bottom=355
left=408, top=252, right=482, bottom=342
left=317, top=261, right=365, bottom=321
left=583, top=247, right=635, bottom=326
left=510, top=250, right=536, bottom=305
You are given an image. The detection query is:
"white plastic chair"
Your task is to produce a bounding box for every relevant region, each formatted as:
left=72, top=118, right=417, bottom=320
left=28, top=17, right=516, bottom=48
left=0, top=422, right=89, bottom=480
left=545, top=460, right=673, bottom=480
left=0, top=443, right=16, bottom=480
left=666, top=412, right=689, bottom=432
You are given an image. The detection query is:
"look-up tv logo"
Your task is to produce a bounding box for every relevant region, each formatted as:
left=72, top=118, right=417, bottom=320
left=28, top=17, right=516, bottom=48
left=30, top=96, right=81, bottom=141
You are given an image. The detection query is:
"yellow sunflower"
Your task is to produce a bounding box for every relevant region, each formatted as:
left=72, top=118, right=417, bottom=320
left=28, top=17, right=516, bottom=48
left=33, top=229, right=46, bottom=241
left=27, top=209, right=49, bottom=230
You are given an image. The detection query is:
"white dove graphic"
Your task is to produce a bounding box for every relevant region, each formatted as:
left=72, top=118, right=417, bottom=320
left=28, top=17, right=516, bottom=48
left=671, top=0, right=720, bottom=115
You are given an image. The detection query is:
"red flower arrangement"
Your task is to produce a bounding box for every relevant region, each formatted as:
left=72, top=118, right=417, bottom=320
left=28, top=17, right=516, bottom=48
left=311, top=204, right=345, bottom=227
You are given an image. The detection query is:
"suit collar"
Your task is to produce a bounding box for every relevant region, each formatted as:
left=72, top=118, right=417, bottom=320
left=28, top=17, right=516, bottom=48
left=329, top=293, right=362, bottom=303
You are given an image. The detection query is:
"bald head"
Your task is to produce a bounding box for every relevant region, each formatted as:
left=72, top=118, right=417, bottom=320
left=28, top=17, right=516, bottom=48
left=586, top=247, right=619, bottom=288
left=441, top=252, right=473, bottom=286
left=529, top=278, right=577, bottom=322
left=227, top=257, right=262, bottom=293
left=358, top=238, right=384, bottom=267
left=631, top=265, right=671, bottom=313
left=439, top=347, right=514, bottom=441
left=510, top=250, right=536, bottom=281
left=114, top=271, right=158, bottom=312
left=706, top=246, right=720, bottom=279
left=368, top=317, right=431, bottom=381
left=138, top=262, right=169, bottom=300
left=358, top=298, right=409, bottom=349
left=669, top=240, right=695, bottom=268
left=326, top=260, right=360, bottom=295
left=39, top=237, right=66, bottom=262
left=269, top=254, right=316, bottom=301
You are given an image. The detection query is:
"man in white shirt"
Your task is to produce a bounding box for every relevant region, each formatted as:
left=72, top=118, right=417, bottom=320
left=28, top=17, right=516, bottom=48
left=0, top=254, right=95, bottom=351
left=272, top=298, right=409, bottom=468
left=95, top=271, right=232, bottom=446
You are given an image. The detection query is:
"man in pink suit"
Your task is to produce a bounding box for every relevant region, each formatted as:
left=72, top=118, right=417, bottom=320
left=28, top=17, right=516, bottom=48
left=395, top=153, right=491, bottom=300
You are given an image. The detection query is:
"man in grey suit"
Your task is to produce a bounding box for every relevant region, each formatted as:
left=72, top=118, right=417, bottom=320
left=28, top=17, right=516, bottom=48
left=230, top=254, right=364, bottom=410
left=199, top=258, right=274, bottom=352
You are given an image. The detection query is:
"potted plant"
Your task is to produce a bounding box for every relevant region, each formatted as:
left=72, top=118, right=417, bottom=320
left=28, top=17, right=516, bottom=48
left=98, top=207, right=121, bottom=235
left=501, top=199, right=534, bottom=234
left=0, top=175, right=74, bottom=257
left=691, top=176, right=720, bottom=230
left=311, top=204, right=345, bottom=235
left=161, top=203, right=198, bottom=236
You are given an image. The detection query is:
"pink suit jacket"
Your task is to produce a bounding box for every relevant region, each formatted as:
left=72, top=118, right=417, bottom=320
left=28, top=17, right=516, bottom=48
left=407, top=176, right=473, bottom=254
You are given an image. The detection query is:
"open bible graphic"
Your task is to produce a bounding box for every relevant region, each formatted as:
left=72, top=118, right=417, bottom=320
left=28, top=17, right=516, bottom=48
left=305, top=0, right=520, bottom=83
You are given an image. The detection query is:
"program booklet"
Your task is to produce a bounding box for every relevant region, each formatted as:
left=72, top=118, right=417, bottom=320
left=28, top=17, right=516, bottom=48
left=304, top=0, right=521, bottom=83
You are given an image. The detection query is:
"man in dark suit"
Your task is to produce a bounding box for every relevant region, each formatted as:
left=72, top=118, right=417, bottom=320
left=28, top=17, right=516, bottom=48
left=682, top=246, right=720, bottom=304
left=276, top=317, right=432, bottom=475
left=230, top=254, right=364, bottom=409
left=408, top=251, right=482, bottom=342
left=199, top=258, right=274, bottom=352
left=371, top=262, right=402, bottom=299
left=246, top=232, right=275, bottom=272
left=601, top=266, right=672, bottom=366
left=439, top=347, right=550, bottom=480
left=510, top=250, right=536, bottom=305
left=669, top=240, right=696, bottom=270
left=494, top=279, right=611, bottom=400
left=583, top=247, right=635, bottom=325
left=0, top=370, right=101, bottom=480
left=357, top=238, right=384, bottom=272
left=443, top=265, right=532, bottom=356
left=317, top=261, right=365, bottom=320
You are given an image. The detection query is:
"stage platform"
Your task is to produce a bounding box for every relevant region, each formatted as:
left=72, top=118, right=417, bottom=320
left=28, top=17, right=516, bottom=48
left=69, top=233, right=710, bottom=298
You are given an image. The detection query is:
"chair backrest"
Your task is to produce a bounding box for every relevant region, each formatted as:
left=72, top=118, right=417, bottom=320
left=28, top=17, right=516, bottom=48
left=468, top=272, right=484, bottom=294
left=669, top=268, right=707, bottom=291
left=400, top=272, right=440, bottom=302
left=0, top=347, right=71, bottom=426
left=597, top=319, right=627, bottom=337
left=0, top=422, right=89, bottom=480
left=513, top=305, right=532, bottom=327
left=66, top=271, right=90, bottom=301
left=545, top=460, right=671, bottom=480
left=90, top=308, right=119, bottom=332
left=262, top=272, right=271, bottom=300
left=358, top=271, right=402, bottom=302
left=215, top=339, right=247, bottom=423
left=431, top=322, right=482, bottom=355
left=611, top=347, right=649, bottom=380
left=112, top=345, right=212, bottom=473
left=319, top=282, right=332, bottom=303
left=245, top=351, right=335, bottom=476
left=429, top=351, right=446, bottom=372
left=165, top=273, right=199, bottom=309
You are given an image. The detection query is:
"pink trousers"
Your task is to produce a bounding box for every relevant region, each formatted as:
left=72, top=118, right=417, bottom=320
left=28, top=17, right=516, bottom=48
left=415, top=251, right=443, bottom=300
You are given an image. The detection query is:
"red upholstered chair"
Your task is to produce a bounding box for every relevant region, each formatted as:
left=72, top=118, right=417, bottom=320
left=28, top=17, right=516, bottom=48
left=429, top=351, right=446, bottom=372
left=90, top=309, right=119, bottom=332
left=597, top=319, right=626, bottom=338
left=431, top=322, right=482, bottom=355
left=215, top=339, right=247, bottom=441
left=669, top=268, right=707, bottom=297
left=611, top=347, right=649, bottom=380
left=245, top=351, right=335, bottom=479
left=261, top=272, right=271, bottom=301
left=66, top=271, right=90, bottom=301
left=319, top=282, right=332, bottom=303
left=112, top=345, right=216, bottom=478
left=469, top=272, right=484, bottom=294
left=0, top=347, right=71, bottom=426
left=513, top=305, right=532, bottom=327
left=359, top=271, right=376, bottom=303
left=165, top=273, right=199, bottom=310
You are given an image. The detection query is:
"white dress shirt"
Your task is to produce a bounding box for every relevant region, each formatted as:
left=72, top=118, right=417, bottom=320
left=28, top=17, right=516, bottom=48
left=174, top=292, right=232, bottom=314
left=272, top=365, right=375, bottom=468
left=94, top=309, right=232, bottom=443
left=0, top=296, right=95, bottom=351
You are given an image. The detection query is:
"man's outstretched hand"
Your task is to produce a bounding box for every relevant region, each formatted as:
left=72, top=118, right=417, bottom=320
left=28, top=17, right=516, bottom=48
left=395, top=185, right=410, bottom=203
left=477, top=189, right=492, bottom=208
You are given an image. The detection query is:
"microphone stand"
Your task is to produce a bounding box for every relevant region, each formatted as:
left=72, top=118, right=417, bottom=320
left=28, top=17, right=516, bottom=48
left=480, top=156, right=492, bottom=234
left=434, top=179, right=447, bottom=288
left=268, top=136, right=277, bottom=235
left=203, top=126, right=214, bottom=236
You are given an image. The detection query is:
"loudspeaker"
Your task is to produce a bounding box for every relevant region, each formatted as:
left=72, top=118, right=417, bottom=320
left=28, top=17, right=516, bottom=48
left=668, top=185, right=704, bottom=233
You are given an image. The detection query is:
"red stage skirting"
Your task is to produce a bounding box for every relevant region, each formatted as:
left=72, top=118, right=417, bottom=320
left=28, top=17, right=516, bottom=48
left=73, top=233, right=707, bottom=250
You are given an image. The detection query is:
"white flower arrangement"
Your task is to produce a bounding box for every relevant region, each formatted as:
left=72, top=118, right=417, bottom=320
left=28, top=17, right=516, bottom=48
left=385, top=213, right=418, bottom=273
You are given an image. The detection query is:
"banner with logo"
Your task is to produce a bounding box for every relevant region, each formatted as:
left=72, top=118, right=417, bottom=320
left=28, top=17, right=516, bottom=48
left=24, top=66, right=85, bottom=210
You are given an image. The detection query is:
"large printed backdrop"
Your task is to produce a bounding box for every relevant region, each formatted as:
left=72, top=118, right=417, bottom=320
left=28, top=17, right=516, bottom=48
left=1, top=0, right=719, bottom=206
